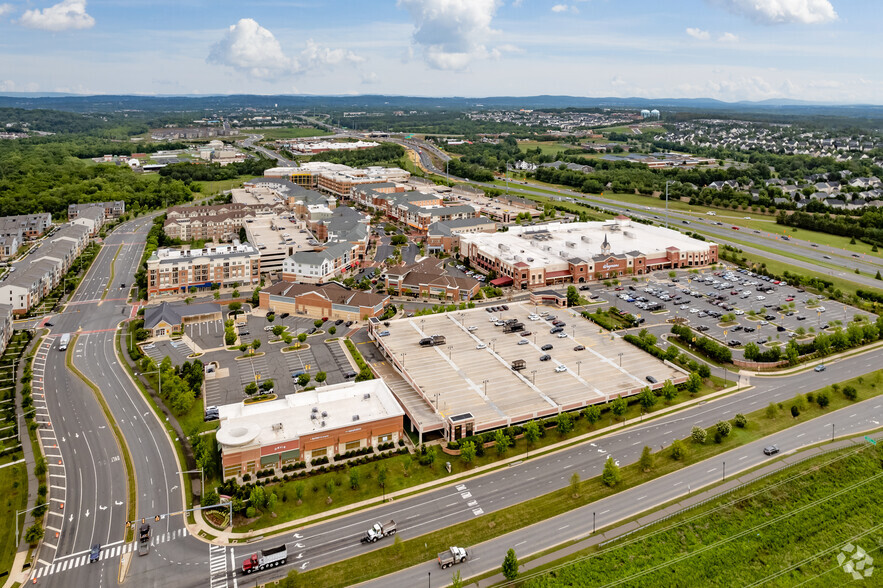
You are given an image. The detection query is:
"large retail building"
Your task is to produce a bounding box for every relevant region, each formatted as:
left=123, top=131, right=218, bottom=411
left=459, top=217, right=717, bottom=289
left=216, top=380, right=404, bottom=479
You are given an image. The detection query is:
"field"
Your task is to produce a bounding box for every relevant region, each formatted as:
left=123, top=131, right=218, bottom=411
left=195, top=176, right=259, bottom=196
left=517, top=141, right=573, bottom=157
left=523, top=443, right=883, bottom=588
left=0, top=461, right=28, bottom=576
left=255, top=127, right=331, bottom=140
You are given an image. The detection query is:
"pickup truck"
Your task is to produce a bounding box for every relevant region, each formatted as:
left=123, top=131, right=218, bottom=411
left=437, top=546, right=469, bottom=569
left=361, top=520, right=396, bottom=543
left=242, top=545, right=288, bottom=574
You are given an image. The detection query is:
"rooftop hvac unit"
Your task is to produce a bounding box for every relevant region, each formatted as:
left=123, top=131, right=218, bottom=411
left=527, top=257, right=534, bottom=262
left=321, top=420, right=326, bottom=427
left=272, top=423, right=283, bottom=431
left=566, top=241, right=575, bottom=248
left=581, top=235, right=591, bottom=242
left=352, top=415, right=360, bottom=422
left=321, top=411, right=328, bottom=418
left=363, top=393, right=371, bottom=400
left=310, top=413, right=317, bottom=420
left=311, top=407, right=318, bottom=413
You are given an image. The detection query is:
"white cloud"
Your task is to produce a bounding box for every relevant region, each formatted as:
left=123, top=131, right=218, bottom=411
left=551, top=4, right=578, bottom=13
left=0, top=4, right=14, bottom=19
left=361, top=72, right=380, bottom=85
left=207, top=19, right=362, bottom=79
left=686, top=27, right=710, bottom=40
left=20, top=0, right=94, bottom=31
left=718, top=32, right=739, bottom=42
left=710, top=0, right=837, bottom=24
left=398, top=0, right=501, bottom=70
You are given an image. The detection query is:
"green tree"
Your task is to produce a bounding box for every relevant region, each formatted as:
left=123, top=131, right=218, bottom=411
left=298, top=333, right=307, bottom=343
left=502, top=548, right=519, bottom=581
left=715, top=420, right=732, bottom=439
left=766, top=402, right=778, bottom=419
left=294, top=482, right=305, bottom=504
left=315, top=371, right=327, bottom=383
left=566, top=285, right=580, bottom=307
left=660, top=380, right=677, bottom=403
left=601, top=456, right=621, bottom=487
left=523, top=420, right=540, bottom=447
left=816, top=390, right=830, bottom=408
left=691, top=426, right=707, bottom=444
left=244, top=382, right=258, bottom=395
left=494, top=429, right=509, bottom=457
left=611, top=397, right=627, bottom=420
left=582, top=404, right=602, bottom=427
left=251, top=287, right=261, bottom=306
left=670, top=439, right=687, bottom=460
left=314, top=319, right=324, bottom=328
left=570, top=471, right=581, bottom=497
left=251, top=339, right=261, bottom=353
left=297, top=373, right=311, bottom=388
left=348, top=467, right=360, bottom=490
left=734, top=413, right=748, bottom=428
left=451, top=570, right=464, bottom=588
left=329, top=326, right=336, bottom=335
left=842, top=385, right=858, bottom=401
left=229, top=301, right=242, bottom=313
left=25, top=523, right=44, bottom=546
left=232, top=289, right=240, bottom=298
left=556, top=411, right=574, bottom=436
left=686, top=372, right=702, bottom=395
left=460, top=440, right=477, bottom=466
left=272, top=325, right=285, bottom=336
left=639, top=446, right=654, bottom=472
left=638, top=386, right=657, bottom=412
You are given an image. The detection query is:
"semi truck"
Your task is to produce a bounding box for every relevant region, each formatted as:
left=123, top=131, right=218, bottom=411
left=511, top=359, right=526, bottom=371
left=138, top=523, right=151, bottom=556
left=437, top=546, right=469, bottom=569
left=58, top=333, right=70, bottom=351
left=241, top=545, right=288, bottom=574
left=361, top=520, right=396, bottom=543
left=418, top=334, right=446, bottom=347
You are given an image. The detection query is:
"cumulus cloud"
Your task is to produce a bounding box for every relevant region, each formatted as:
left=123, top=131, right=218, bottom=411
left=361, top=72, right=380, bottom=85
left=718, top=32, right=739, bottom=42
left=208, top=19, right=362, bottom=79
left=0, top=4, right=14, bottom=19
left=551, top=4, right=578, bottom=13
left=398, top=0, right=502, bottom=70
left=710, top=0, right=837, bottom=24
left=686, top=27, right=711, bottom=40
left=20, top=0, right=94, bottom=31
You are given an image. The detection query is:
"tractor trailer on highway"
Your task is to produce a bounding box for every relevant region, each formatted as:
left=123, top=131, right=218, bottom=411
left=437, top=546, right=469, bottom=568
left=241, top=545, right=288, bottom=574
left=361, top=520, right=396, bottom=543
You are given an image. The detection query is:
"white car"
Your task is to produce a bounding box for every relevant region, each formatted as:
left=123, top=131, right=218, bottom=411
left=555, top=365, right=567, bottom=373
left=760, top=320, right=769, bottom=325
left=467, top=326, right=478, bottom=331
left=557, top=332, right=568, bottom=338
left=476, top=343, right=487, bottom=349
left=756, top=295, right=766, bottom=300
left=734, top=310, right=744, bottom=315
left=818, top=306, right=826, bottom=312
left=518, top=339, right=529, bottom=345
left=142, top=343, right=156, bottom=350
left=689, top=308, right=699, bottom=314
left=680, top=304, right=689, bottom=310
left=263, top=326, right=274, bottom=331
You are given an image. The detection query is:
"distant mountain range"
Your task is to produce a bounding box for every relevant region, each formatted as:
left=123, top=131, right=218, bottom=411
left=1, top=93, right=881, bottom=118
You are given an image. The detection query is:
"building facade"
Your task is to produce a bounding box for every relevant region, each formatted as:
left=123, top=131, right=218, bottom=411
left=260, top=281, right=390, bottom=321
left=146, top=243, right=261, bottom=299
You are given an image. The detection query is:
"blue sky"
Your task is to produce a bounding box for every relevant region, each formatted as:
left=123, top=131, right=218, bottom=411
left=0, top=0, right=880, bottom=102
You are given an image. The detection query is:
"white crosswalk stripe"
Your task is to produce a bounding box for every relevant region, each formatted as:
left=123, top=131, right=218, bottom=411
left=209, top=543, right=229, bottom=588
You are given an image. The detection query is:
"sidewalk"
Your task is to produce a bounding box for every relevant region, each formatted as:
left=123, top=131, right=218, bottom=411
left=188, top=379, right=748, bottom=544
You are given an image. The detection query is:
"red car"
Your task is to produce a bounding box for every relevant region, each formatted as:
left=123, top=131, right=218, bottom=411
left=731, top=226, right=739, bottom=230
left=321, top=317, right=329, bottom=322
left=614, top=287, right=624, bottom=291
left=785, top=297, right=794, bottom=301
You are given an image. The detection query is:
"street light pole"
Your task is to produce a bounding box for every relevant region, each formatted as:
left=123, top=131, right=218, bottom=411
left=831, top=422, right=835, bottom=441
left=722, top=460, right=726, bottom=481
left=665, top=181, right=673, bottom=229
left=577, top=360, right=582, bottom=376
left=593, top=511, right=596, bottom=533
left=618, top=352, right=623, bottom=367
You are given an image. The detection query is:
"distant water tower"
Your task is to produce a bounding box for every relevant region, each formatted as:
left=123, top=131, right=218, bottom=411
left=640, top=109, right=651, bottom=119
left=650, top=109, right=660, bottom=119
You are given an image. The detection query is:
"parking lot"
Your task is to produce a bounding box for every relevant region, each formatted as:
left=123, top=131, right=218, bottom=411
left=141, top=338, right=195, bottom=366
left=604, top=267, right=873, bottom=357
left=374, top=302, right=685, bottom=433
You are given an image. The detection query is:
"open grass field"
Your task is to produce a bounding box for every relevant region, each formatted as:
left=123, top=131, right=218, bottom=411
left=517, top=141, right=573, bottom=157
left=523, top=443, right=883, bottom=588
left=255, top=127, right=331, bottom=140
left=195, top=176, right=259, bottom=196
left=274, top=369, right=883, bottom=588
left=0, top=461, right=28, bottom=576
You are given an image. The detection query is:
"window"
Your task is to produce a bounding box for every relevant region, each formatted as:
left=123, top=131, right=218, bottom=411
left=345, top=440, right=361, bottom=452
left=245, top=461, right=256, bottom=473
left=377, top=434, right=391, bottom=444
left=312, top=447, right=327, bottom=458
left=260, top=454, right=278, bottom=467
left=224, top=465, right=240, bottom=478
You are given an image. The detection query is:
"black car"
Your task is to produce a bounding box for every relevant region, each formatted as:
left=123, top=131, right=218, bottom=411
left=521, top=330, right=532, bottom=336
left=732, top=325, right=743, bottom=331
left=728, top=340, right=742, bottom=347
left=645, top=376, right=658, bottom=384
left=796, top=315, right=806, bottom=321
left=765, top=315, right=776, bottom=321
left=502, top=305, right=509, bottom=311
left=550, top=327, right=563, bottom=334
left=204, top=410, right=219, bottom=422
left=763, top=445, right=780, bottom=456
left=345, top=321, right=353, bottom=327
left=307, top=327, right=317, bottom=334
left=343, top=371, right=356, bottom=379
left=539, top=354, right=551, bottom=361
left=743, top=326, right=755, bottom=333
left=335, top=319, right=344, bottom=325
left=44, top=321, right=54, bottom=327
left=579, top=285, right=591, bottom=291
left=552, top=320, right=566, bottom=327
left=486, top=308, right=493, bottom=313
left=280, top=312, right=290, bottom=319
left=573, top=345, right=585, bottom=351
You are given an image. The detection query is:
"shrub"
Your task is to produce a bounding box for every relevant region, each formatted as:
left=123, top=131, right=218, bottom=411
left=733, top=413, right=747, bottom=428
left=715, top=420, right=732, bottom=441
left=670, top=439, right=686, bottom=460
left=842, top=385, right=858, bottom=401
left=691, top=426, right=707, bottom=444
left=601, top=456, right=621, bottom=487
left=816, top=390, right=830, bottom=408
left=766, top=402, right=778, bottom=419
left=791, top=404, right=800, bottom=418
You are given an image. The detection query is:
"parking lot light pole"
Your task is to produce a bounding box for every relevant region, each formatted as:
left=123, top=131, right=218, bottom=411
left=401, top=352, right=406, bottom=367
left=577, top=360, right=583, bottom=376
left=135, top=369, right=161, bottom=397
left=482, top=379, right=489, bottom=396
left=448, top=346, right=453, bottom=360
left=618, top=352, right=624, bottom=368
left=531, top=370, right=537, bottom=384
left=830, top=423, right=835, bottom=441
left=722, top=460, right=726, bottom=481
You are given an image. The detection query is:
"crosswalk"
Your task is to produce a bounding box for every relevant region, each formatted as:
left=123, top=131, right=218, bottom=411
left=209, top=543, right=229, bottom=588
left=31, top=528, right=189, bottom=580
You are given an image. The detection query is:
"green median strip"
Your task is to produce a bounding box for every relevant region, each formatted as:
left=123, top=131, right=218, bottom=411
left=101, top=244, right=122, bottom=301
left=67, top=336, right=137, bottom=542
left=276, top=369, right=883, bottom=588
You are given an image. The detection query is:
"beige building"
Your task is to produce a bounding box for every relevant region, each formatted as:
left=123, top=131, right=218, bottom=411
left=146, top=243, right=260, bottom=299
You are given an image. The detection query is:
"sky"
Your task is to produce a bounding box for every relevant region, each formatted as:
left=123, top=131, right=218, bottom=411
left=0, top=0, right=880, bottom=103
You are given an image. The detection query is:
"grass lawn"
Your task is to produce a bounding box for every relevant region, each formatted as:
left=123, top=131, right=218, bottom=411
left=255, top=127, right=332, bottom=140
left=276, top=369, right=883, bottom=588
left=0, top=462, right=28, bottom=576
left=522, top=443, right=883, bottom=587
left=196, top=176, right=259, bottom=196
left=517, top=141, right=573, bottom=157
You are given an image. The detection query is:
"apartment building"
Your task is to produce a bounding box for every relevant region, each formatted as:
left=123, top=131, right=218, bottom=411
left=0, top=213, right=52, bottom=240
left=425, top=217, right=498, bottom=253
left=70, top=207, right=105, bottom=236
left=384, top=257, right=481, bottom=302
left=280, top=241, right=359, bottom=284
left=260, top=281, right=390, bottom=322
left=146, top=243, right=261, bottom=299
left=0, top=304, right=13, bottom=356
left=68, top=201, right=125, bottom=221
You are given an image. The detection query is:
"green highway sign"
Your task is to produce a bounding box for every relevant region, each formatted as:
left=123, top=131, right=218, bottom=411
left=865, top=436, right=877, bottom=446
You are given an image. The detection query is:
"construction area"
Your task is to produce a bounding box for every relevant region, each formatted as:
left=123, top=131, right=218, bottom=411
left=368, top=303, right=687, bottom=441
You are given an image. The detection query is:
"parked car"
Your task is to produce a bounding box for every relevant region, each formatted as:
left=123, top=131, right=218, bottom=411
left=573, top=345, right=585, bottom=351
left=539, top=354, right=551, bottom=361
left=555, top=365, right=567, bottom=373
left=377, top=330, right=390, bottom=337
left=540, top=344, right=553, bottom=351
left=645, top=376, right=657, bottom=384
left=476, top=343, right=487, bottom=350
left=518, top=339, right=529, bottom=345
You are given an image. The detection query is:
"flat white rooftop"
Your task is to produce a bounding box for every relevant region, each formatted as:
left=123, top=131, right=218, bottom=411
left=460, top=220, right=714, bottom=271
left=216, top=379, right=404, bottom=450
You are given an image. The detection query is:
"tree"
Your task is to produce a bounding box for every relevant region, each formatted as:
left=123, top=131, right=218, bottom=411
left=494, top=429, right=509, bottom=457
left=294, top=482, right=305, bottom=504
left=239, top=226, right=247, bottom=243
left=25, top=523, right=44, bottom=545
left=743, top=341, right=760, bottom=361
left=228, top=301, right=242, bottom=313
left=451, top=570, right=464, bottom=588
left=582, top=405, right=601, bottom=427
left=314, top=319, right=324, bottom=328
left=697, top=363, right=711, bottom=378
left=523, top=420, right=540, bottom=447
left=298, top=333, right=307, bottom=343
left=660, top=380, right=677, bottom=403
left=816, top=390, right=830, bottom=408
left=670, top=439, right=687, bottom=460
left=791, top=404, right=800, bottom=418
left=734, top=413, right=748, bottom=428
left=315, top=371, right=327, bottom=383
left=297, top=373, right=311, bottom=388
left=329, top=326, right=336, bottom=335
left=556, top=411, right=574, bottom=436
left=391, top=234, right=407, bottom=246
left=611, top=397, right=627, bottom=420
left=842, top=385, right=858, bottom=401
left=639, top=446, right=654, bottom=472
left=715, top=420, right=732, bottom=439
left=251, top=287, right=261, bottom=306
left=638, top=387, right=657, bottom=412
left=377, top=464, right=388, bottom=494
left=251, top=339, right=261, bottom=353
left=566, top=285, right=580, bottom=307
left=244, top=382, right=258, bottom=395
left=502, top=548, right=519, bottom=581
left=272, top=325, right=285, bottom=336
left=460, top=440, right=476, bottom=466
left=691, top=426, right=707, bottom=444
left=766, top=402, right=778, bottom=419
left=602, top=456, right=621, bottom=487
left=570, top=471, right=581, bottom=497
left=686, top=372, right=702, bottom=395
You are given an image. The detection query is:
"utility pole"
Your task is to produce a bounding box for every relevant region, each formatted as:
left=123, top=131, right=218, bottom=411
left=665, top=180, right=673, bottom=229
